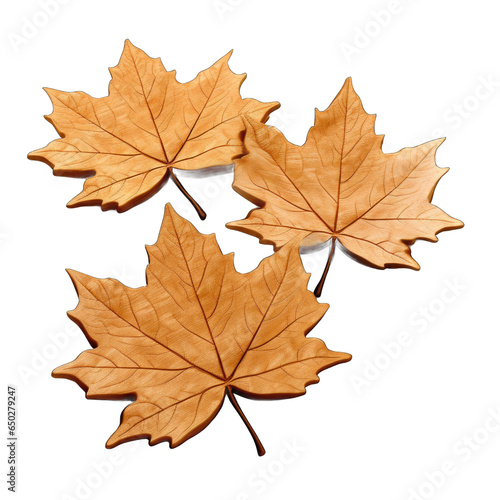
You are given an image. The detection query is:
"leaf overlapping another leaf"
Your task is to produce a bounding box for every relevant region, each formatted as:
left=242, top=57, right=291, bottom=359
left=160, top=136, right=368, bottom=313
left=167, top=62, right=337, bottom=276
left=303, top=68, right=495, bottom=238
left=28, top=40, right=279, bottom=216
left=227, top=78, right=463, bottom=273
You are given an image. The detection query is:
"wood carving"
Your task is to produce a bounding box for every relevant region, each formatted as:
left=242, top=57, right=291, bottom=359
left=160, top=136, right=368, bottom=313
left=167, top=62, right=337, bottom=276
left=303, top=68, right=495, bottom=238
left=227, top=78, right=464, bottom=295
left=28, top=40, right=279, bottom=219
left=53, top=204, right=351, bottom=455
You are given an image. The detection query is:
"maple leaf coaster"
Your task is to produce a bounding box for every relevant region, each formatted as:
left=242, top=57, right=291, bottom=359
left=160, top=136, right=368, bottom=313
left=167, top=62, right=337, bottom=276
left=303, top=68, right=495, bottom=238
left=53, top=204, right=351, bottom=455
left=227, top=78, right=463, bottom=296
left=28, top=40, right=279, bottom=219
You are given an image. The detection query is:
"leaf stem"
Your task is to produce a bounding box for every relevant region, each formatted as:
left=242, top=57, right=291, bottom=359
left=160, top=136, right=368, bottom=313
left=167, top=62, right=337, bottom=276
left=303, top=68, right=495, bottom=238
left=314, top=238, right=335, bottom=298
left=226, top=386, right=266, bottom=456
left=169, top=168, right=207, bottom=220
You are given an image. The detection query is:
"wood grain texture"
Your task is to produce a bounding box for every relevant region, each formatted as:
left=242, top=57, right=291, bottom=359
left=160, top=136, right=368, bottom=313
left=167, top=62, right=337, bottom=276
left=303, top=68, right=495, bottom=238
left=28, top=40, right=279, bottom=217
left=227, top=78, right=463, bottom=274
left=53, top=204, right=351, bottom=454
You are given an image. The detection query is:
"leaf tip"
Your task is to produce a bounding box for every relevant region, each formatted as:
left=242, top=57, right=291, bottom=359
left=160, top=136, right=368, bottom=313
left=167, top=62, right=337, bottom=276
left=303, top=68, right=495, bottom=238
left=242, top=113, right=269, bottom=135
left=241, top=114, right=252, bottom=127
left=105, top=436, right=118, bottom=449
left=409, top=260, right=421, bottom=271
left=216, top=49, right=235, bottom=68
left=343, top=352, right=353, bottom=363
left=164, top=201, right=176, bottom=218
left=343, top=76, right=355, bottom=93
left=123, top=38, right=139, bottom=53
left=42, top=87, right=58, bottom=101
left=66, top=268, right=87, bottom=290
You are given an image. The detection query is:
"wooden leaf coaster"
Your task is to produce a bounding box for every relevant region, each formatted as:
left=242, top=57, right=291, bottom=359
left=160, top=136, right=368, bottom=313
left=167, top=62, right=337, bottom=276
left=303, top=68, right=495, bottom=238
left=28, top=40, right=279, bottom=218
left=227, top=78, right=464, bottom=295
left=53, top=204, right=351, bottom=455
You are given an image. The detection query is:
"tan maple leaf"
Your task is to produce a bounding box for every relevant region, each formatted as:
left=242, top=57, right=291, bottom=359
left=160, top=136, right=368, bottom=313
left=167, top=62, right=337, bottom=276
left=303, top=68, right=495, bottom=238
left=227, top=78, right=463, bottom=294
left=28, top=40, right=279, bottom=218
left=53, top=204, right=350, bottom=454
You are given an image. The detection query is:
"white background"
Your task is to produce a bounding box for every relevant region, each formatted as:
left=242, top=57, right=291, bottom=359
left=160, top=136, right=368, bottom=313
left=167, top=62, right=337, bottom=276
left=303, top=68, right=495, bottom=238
left=1, top=1, right=499, bottom=499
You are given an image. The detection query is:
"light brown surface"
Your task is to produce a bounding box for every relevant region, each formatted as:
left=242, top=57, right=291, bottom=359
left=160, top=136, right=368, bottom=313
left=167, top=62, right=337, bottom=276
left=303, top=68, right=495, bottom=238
left=28, top=40, right=279, bottom=217
left=227, top=78, right=463, bottom=272
left=53, top=204, right=351, bottom=454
